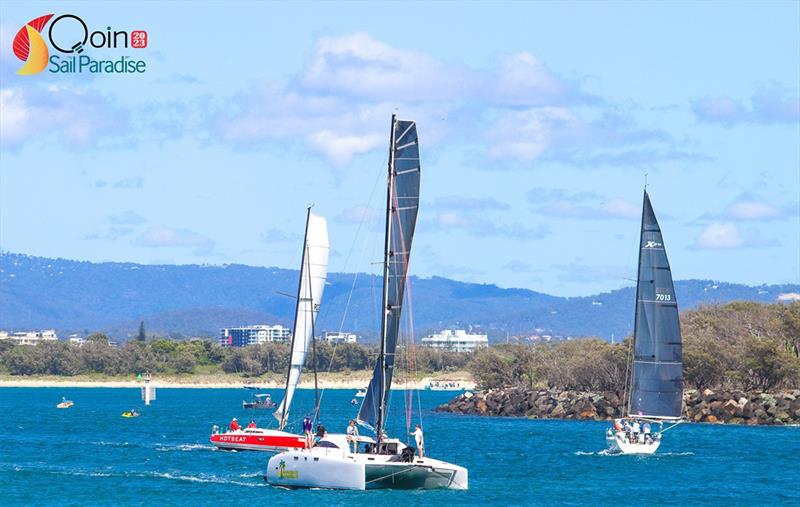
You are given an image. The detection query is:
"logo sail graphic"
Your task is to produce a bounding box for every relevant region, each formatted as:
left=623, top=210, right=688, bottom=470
left=13, top=14, right=54, bottom=75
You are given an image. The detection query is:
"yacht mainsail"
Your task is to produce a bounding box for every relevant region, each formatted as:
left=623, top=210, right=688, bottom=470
left=275, top=210, right=329, bottom=429
left=628, top=190, right=683, bottom=420
left=357, top=115, right=420, bottom=435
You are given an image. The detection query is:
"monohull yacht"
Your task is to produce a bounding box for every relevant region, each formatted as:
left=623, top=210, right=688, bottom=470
left=211, top=210, right=329, bottom=452
left=606, top=190, right=684, bottom=455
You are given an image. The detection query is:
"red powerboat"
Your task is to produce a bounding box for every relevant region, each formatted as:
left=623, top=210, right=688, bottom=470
left=210, top=426, right=306, bottom=452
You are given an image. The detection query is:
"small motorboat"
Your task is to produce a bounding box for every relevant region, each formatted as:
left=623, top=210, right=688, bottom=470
left=354, top=388, right=367, bottom=398
left=243, top=393, right=276, bottom=409
left=122, top=410, right=140, bottom=418
left=56, top=398, right=73, bottom=409
left=424, top=380, right=465, bottom=391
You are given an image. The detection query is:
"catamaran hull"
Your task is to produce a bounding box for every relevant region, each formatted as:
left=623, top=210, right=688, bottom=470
left=606, top=433, right=661, bottom=455
left=265, top=451, right=468, bottom=490
left=210, top=430, right=305, bottom=452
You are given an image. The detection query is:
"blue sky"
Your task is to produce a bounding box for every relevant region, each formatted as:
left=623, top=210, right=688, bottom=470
left=0, top=1, right=798, bottom=296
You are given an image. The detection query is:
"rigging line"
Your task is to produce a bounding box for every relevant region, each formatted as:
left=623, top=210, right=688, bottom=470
left=336, top=150, right=388, bottom=333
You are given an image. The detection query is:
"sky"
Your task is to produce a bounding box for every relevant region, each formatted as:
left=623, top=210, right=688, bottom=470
left=0, top=1, right=798, bottom=297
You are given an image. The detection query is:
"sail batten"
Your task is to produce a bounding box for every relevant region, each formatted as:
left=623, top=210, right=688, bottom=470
left=628, top=191, right=683, bottom=420
left=357, top=117, right=420, bottom=434
left=274, top=211, right=329, bottom=428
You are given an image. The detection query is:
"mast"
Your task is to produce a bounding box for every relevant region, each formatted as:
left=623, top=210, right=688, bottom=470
left=279, top=207, right=312, bottom=431
left=376, top=113, right=397, bottom=441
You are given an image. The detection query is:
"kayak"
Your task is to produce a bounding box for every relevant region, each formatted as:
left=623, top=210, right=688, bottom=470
left=56, top=401, right=74, bottom=409
left=121, top=411, right=140, bottom=418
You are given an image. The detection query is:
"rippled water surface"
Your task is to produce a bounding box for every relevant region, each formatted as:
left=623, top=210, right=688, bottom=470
left=2, top=387, right=798, bottom=506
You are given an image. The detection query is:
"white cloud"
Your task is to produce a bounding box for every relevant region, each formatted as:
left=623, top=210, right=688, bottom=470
left=488, top=107, right=581, bottom=162
left=692, top=83, right=800, bottom=125
left=691, top=223, right=778, bottom=250
left=135, top=227, right=215, bottom=254
left=298, top=32, right=472, bottom=102
left=534, top=197, right=639, bottom=220
left=700, top=193, right=798, bottom=221
left=0, top=86, right=130, bottom=147
left=307, top=130, right=384, bottom=166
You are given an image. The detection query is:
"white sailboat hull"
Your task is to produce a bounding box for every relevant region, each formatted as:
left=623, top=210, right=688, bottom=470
left=266, top=450, right=467, bottom=490
left=266, top=434, right=467, bottom=490
left=606, top=430, right=661, bottom=455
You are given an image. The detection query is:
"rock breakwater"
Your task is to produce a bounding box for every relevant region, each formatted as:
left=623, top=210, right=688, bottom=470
left=436, top=387, right=800, bottom=425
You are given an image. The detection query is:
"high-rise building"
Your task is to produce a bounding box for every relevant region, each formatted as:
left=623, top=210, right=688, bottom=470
left=420, top=329, right=489, bottom=353
left=219, top=325, right=291, bottom=347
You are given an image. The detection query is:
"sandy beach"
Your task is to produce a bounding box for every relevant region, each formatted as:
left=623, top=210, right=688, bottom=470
left=0, top=374, right=475, bottom=390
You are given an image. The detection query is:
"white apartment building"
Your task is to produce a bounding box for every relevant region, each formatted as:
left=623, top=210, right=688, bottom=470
left=322, top=331, right=358, bottom=344
left=0, top=329, right=59, bottom=345
left=219, top=325, right=291, bottom=347
left=421, top=329, right=489, bottom=353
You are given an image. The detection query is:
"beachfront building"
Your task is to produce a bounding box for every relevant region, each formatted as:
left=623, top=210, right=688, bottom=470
left=420, top=329, right=489, bottom=353
left=321, top=331, right=358, bottom=344
left=0, top=329, right=59, bottom=345
left=219, top=325, right=291, bottom=347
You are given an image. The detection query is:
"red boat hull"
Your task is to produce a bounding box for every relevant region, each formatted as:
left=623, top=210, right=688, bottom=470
left=210, top=429, right=306, bottom=452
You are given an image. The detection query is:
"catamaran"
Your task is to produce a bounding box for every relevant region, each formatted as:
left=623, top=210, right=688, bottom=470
left=266, top=115, right=468, bottom=490
left=211, top=209, right=329, bottom=452
left=606, top=190, right=683, bottom=455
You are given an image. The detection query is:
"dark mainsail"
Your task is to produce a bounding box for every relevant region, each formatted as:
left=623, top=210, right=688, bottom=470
left=628, top=190, right=683, bottom=420
left=357, top=116, right=420, bottom=435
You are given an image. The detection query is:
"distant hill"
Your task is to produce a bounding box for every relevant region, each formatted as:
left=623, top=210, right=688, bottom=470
left=0, top=252, right=796, bottom=342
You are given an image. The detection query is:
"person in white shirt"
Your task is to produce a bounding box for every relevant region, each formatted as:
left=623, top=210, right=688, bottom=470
left=410, top=424, right=424, bottom=458
left=346, top=419, right=359, bottom=453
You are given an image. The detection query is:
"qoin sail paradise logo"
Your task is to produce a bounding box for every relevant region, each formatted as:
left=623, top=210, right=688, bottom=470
left=13, top=13, right=148, bottom=76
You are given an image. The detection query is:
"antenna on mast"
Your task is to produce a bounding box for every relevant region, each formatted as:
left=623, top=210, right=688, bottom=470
left=644, top=173, right=648, bottom=190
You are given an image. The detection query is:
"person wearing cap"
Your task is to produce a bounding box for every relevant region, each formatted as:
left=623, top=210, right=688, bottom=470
left=229, top=417, right=240, bottom=431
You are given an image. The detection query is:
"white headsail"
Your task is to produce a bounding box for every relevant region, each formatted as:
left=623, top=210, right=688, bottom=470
left=275, top=211, right=329, bottom=428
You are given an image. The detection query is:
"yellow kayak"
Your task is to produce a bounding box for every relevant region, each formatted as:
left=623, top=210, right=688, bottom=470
left=56, top=401, right=74, bottom=409
left=121, top=411, right=140, bottom=418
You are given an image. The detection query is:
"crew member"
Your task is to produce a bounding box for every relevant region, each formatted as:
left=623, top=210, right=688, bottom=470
left=229, top=417, right=240, bottom=431
left=410, top=424, right=425, bottom=458
left=247, top=420, right=257, bottom=429
left=346, top=419, right=359, bottom=453
left=303, top=414, right=313, bottom=448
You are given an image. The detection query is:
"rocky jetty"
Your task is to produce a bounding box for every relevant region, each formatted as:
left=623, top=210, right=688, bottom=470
left=436, top=387, right=800, bottom=425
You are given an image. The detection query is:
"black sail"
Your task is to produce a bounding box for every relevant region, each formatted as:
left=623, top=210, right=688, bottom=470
left=357, top=118, right=420, bottom=433
left=628, top=191, right=683, bottom=419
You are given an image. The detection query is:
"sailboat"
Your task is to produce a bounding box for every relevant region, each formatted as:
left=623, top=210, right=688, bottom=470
left=211, top=209, right=329, bottom=452
left=266, top=115, right=468, bottom=490
left=606, top=190, right=683, bottom=455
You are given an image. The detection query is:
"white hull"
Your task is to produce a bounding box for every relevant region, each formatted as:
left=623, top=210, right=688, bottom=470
left=265, top=435, right=467, bottom=490
left=606, top=430, right=661, bottom=455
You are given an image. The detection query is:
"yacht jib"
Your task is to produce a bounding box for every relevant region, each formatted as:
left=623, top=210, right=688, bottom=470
left=606, top=190, right=684, bottom=456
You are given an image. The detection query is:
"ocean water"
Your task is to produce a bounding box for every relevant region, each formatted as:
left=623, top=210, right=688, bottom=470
left=1, top=387, right=798, bottom=506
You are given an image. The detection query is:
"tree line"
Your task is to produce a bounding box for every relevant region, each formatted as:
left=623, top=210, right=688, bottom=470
left=468, top=302, right=800, bottom=393
left=0, top=335, right=471, bottom=377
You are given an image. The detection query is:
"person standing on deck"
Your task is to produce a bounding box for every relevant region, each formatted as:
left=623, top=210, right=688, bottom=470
left=302, top=414, right=313, bottom=448
left=410, top=424, right=425, bottom=458
left=346, top=420, right=359, bottom=453
left=229, top=417, right=240, bottom=431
